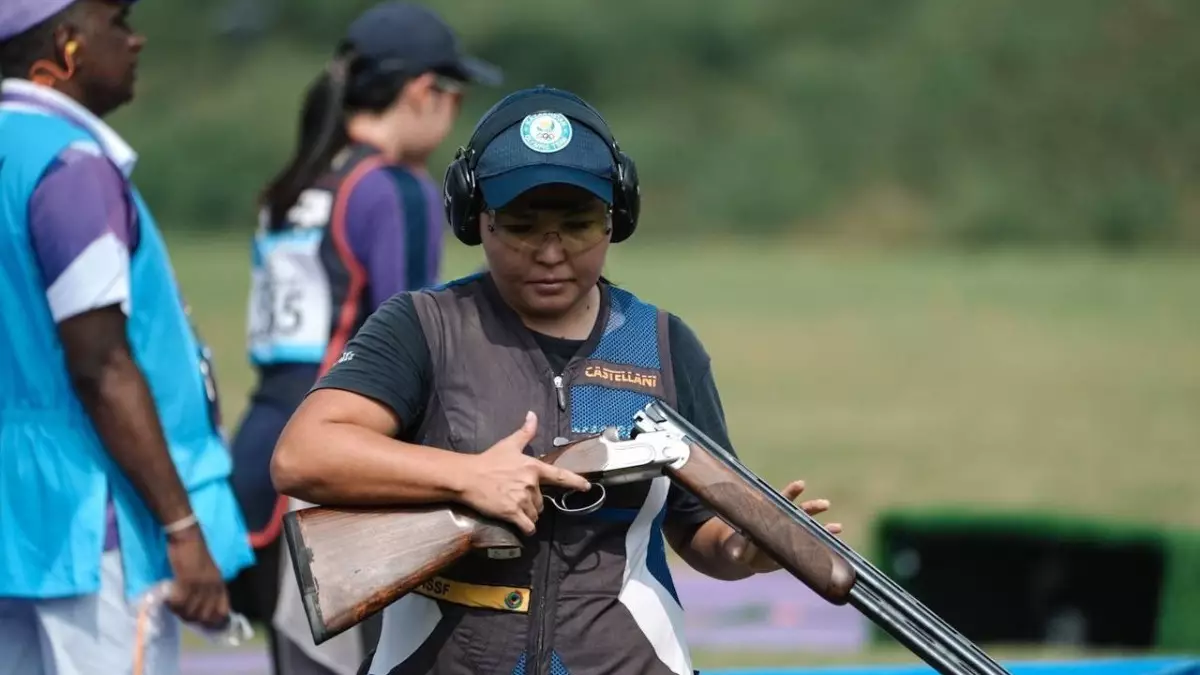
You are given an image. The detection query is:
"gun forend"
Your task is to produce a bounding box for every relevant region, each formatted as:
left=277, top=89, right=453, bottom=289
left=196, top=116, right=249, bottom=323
left=283, top=504, right=521, bottom=645
left=634, top=402, right=1015, bottom=675
left=632, top=402, right=857, bottom=605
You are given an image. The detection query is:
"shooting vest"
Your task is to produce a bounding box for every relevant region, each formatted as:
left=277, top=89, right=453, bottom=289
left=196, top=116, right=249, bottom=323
left=365, top=274, right=694, bottom=675
left=248, top=143, right=398, bottom=374
left=0, top=106, right=254, bottom=602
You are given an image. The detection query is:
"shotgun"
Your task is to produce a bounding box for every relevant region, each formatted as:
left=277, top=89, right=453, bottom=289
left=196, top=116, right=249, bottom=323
left=283, top=426, right=692, bottom=645
left=284, top=403, right=1012, bottom=675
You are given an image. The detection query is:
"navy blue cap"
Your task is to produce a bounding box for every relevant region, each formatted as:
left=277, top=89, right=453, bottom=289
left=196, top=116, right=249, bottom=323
left=475, top=102, right=615, bottom=210
left=344, top=2, right=501, bottom=86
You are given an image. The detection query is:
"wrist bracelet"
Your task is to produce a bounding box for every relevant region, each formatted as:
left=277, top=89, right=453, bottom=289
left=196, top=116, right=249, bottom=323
left=164, top=514, right=198, bottom=535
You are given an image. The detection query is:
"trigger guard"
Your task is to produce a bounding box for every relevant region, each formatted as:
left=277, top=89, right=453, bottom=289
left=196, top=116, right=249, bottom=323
left=555, top=483, right=607, bottom=515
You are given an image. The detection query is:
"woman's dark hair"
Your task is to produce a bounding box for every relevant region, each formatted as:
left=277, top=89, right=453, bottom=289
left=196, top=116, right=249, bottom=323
left=259, top=54, right=353, bottom=229
left=259, top=45, right=416, bottom=229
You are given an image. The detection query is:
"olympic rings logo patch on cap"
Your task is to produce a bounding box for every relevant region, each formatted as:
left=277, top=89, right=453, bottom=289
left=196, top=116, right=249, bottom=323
left=520, top=112, right=573, bottom=153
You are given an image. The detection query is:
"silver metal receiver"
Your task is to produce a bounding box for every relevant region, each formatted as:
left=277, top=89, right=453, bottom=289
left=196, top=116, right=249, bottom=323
left=544, top=425, right=691, bottom=514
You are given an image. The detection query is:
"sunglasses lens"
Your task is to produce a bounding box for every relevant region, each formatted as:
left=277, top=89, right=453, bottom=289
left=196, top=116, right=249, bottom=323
left=492, top=211, right=611, bottom=254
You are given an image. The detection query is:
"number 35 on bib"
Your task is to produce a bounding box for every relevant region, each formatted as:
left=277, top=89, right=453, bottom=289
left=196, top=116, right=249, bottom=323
left=247, top=194, right=336, bottom=365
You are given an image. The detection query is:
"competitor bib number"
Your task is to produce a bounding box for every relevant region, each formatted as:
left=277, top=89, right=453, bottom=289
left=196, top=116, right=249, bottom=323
left=247, top=210, right=334, bottom=365
left=252, top=278, right=306, bottom=337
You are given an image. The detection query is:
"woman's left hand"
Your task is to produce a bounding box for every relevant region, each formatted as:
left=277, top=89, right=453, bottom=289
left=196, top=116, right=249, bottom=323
left=722, top=479, right=844, bottom=575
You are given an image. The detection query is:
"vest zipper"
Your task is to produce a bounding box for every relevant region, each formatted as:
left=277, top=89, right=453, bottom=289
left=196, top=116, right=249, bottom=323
left=530, top=502, right=555, bottom=675
left=532, top=370, right=566, bottom=675
left=552, top=375, right=566, bottom=411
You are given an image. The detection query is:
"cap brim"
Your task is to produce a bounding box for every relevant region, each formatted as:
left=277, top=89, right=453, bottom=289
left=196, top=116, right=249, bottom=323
left=446, top=55, right=503, bottom=87
left=479, top=166, right=613, bottom=210
left=0, top=0, right=81, bottom=41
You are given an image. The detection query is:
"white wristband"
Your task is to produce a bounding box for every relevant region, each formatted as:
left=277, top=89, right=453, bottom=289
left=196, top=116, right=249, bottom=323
left=164, top=514, right=198, bottom=535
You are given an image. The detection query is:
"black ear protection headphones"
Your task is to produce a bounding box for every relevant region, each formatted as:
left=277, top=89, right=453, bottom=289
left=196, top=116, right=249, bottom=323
left=443, top=88, right=641, bottom=246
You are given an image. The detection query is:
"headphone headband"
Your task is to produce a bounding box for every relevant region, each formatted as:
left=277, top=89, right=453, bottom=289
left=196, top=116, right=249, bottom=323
left=443, top=88, right=640, bottom=247
left=463, top=93, right=620, bottom=170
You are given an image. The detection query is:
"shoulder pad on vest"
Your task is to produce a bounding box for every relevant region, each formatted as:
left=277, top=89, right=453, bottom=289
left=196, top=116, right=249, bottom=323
left=429, top=271, right=487, bottom=292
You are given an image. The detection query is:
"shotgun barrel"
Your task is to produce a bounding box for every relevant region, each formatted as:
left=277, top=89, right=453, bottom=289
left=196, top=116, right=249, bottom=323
left=633, top=400, right=1013, bottom=675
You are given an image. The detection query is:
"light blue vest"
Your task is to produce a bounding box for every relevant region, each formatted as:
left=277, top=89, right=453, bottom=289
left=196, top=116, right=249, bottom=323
left=0, top=109, right=254, bottom=602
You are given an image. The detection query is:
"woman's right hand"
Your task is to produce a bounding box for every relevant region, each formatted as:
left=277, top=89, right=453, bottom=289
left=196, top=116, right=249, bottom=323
left=458, top=411, right=592, bottom=535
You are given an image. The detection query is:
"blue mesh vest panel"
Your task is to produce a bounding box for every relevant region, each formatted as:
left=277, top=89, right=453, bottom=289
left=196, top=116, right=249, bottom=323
left=511, top=651, right=571, bottom=675
left=570, top=286, right=663, bottom=439
left=569, top=286, right=683, bottom=608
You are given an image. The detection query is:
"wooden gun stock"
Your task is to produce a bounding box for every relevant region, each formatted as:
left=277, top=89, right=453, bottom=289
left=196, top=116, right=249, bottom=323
left=282, top=432, right=681, bottom=644
left=283, top=504, right=521, bottom=645
left=666, top=445, right=857, bottom=604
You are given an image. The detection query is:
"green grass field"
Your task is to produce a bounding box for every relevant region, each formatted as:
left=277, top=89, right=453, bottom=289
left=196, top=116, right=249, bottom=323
left=170, top=233, right=1200, bottom=667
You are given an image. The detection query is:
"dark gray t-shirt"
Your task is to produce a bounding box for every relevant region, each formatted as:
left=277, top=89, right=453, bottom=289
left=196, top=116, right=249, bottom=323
left=313, top=291, right=739, bottom=540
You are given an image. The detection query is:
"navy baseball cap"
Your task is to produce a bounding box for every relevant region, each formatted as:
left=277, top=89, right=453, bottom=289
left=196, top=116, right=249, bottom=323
left=474, top=91, right=615, bottom=210
left=344, top=2, right=501, bottom=86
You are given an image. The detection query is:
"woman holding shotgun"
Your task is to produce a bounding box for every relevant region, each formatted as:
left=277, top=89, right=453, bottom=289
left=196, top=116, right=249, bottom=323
left=272, top=85, right=842, bottom=675
left=228, top=3, right=500, bottom=674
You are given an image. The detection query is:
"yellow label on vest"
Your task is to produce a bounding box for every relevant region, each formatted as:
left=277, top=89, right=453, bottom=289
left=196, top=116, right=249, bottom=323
left=412, top=576, right=530, bottom=613
left=582, top=365, right=658, bottom=390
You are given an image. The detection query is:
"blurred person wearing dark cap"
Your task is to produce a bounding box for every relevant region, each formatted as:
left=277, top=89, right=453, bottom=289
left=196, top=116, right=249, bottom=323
left=226, top=3, right=501, bottom=674
left=0, top=1, right=254, bottom=673
left=270, top=85, right=842, bottom=675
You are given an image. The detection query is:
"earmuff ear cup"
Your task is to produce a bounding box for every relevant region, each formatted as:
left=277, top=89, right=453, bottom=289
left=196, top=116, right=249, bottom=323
left=610, top=151, right=640, bottom=243
left=443, top=148, right=483, bottom=246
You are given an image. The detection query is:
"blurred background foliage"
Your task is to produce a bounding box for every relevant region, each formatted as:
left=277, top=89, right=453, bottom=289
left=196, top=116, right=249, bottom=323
left=100, top=3, right=1200, bottom=663
left=114, top=0, right=1200, bottom=250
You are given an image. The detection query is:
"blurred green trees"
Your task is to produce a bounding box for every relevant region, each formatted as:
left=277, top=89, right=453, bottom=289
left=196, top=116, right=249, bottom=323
left=114, top=0, right=1200, bottom=249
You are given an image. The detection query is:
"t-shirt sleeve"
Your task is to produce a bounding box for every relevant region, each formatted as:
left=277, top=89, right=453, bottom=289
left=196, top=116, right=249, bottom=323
left=662, top=312, right=736, bottom=539
left=27, top=146, right=136, bottom=323
left=343, top=168, right=410, bottom=309
left=311, top=293, right=433, bottom=432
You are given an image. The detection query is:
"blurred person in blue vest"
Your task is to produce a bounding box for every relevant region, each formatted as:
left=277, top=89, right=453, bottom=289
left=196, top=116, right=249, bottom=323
left=0, top=1, right=255, bottom=674
left=225, top=3, right=501, bottom=674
